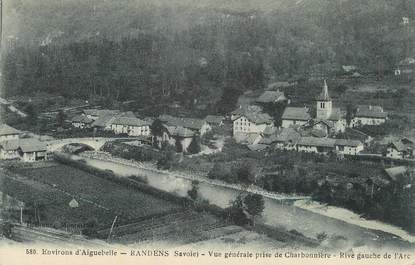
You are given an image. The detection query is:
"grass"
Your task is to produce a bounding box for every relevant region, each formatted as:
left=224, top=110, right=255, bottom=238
left=4, top=164, right=182, bottom=228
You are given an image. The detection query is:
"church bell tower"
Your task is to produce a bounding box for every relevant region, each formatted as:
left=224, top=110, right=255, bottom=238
left=316, top=80, right=332, bottom=120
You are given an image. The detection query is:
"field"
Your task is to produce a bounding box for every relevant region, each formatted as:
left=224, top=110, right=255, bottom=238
left=2, top=163, right=182, bottom=229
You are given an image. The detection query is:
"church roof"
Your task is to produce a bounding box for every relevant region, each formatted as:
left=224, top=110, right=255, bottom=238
left=316, top=80, right=331, bottom=101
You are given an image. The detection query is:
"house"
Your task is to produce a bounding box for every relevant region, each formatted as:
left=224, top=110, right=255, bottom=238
left=297, top=137, right=336, bottom=154
left=352, top=105, right=388, bottom=127
left=1, top=138, right=48, bottom=162
left=281, top=107, right=311, bottom=128
left=205, top=115, right=225, bottom=127
left=0, top=124, right=21, bottom=142
left=231, top=105, right=262, bottom=121
left=92, top=111, right=136, bottom=131
left=269, top=128, right=301, bottom=151
left=255, top=90, right=288, bottom=104
left=110, top=117, right=151, bottom=137
left=83, top=109, right=120, bottom=121
left=71, top=115, right=94, bottom=129
left=314, top=80, right=346, bottom=133
left=159, top=114, right=211, bottom=136
left=162, top=126, right=196, bottom=152
left=233, top=112, right=273, bottom=135
left=334, top=139, right=364, bottom=155
left=0, top=139, right=20, bottom=160
left=386, top=138, right=415, bottom=159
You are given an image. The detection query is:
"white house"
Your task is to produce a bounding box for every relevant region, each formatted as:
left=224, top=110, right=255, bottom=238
left=334, top=139, right=364, bottom=155
left=0, top=124, right=21, bottom=142
left=281, top=107, right=311, bottom=128
left=352, top=105, right=388, bottom=127
left=110, top=117, right=151, bottom=137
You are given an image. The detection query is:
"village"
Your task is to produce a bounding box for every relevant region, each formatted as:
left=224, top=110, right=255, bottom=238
left=1, top=0, right=415, bottom=253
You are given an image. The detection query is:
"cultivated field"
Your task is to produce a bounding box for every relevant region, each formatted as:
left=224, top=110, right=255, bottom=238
left=3, top=164, right=183, bottom=229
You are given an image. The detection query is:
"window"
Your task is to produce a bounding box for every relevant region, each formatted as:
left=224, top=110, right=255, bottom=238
left=320, top=102, right=325, bottom=109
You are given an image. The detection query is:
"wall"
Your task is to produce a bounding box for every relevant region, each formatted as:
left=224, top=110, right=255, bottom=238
left=0, top=134, right=19, bottom=142
left=282, top=119, right=307, bottom=129
left=352, top=117, right=386, bottom=127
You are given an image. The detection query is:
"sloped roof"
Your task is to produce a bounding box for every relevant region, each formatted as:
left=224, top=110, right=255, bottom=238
left=355, top=105, right=388, bottom=119
left=298, top=137, right=336, bottom=148
left=83, top=109, right=120, bottom=117
left=71, top=115, right=93, bottom=124
left=165, top=126, right=195, bottom=138
left=231, top=105, right=263, bottom=118
left=256, top=90, right=287, bottom=103
left=384, top=166, right=407, bottom=181
left=282, top=107, right=311, bottom=121
left=247, top=144, right=269, bottom=151
left=18, top=138, right=47, bottom=153
left=311, top=129, right=327, bottom=138
left=92, top=114, right=117, bottom=128
left=159, top=114, right=206, bottom=131
left=0, top=139, right=20, bottom=151
left=238, top=112, right=273, bottom=125
left=389, top=138, right=414, bottom=152
left=335, top=139, right=363, bottom=147
left=205, top=115, right=224, bottom=125
left=275, top=128, right=301, bottom=143
left=0, top=124, right=21, bottom=136
left=111, top=117, right=150, bottom=127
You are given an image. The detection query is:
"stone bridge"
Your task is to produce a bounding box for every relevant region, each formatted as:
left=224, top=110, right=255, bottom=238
left=46, top=137, right=113, bottom=152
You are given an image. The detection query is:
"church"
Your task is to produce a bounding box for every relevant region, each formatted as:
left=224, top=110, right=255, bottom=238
left=282, top=80, right=346, bottom=135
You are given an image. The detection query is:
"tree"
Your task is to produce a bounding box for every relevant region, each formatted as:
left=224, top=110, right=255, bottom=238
left=24, top=103, right=38, bottom=126
left=187, top=135, right=201, bottom=154
left=1, top=222, right=13, bottom=239
left=346, top=104, right=355, bottom=126
left=56, top=110, right=67, bottom=128
left=187, top=180, right=199, bottom=201
left=236, top=163, right=256, bottom=186
left=243, top=194, right=265, bottom=225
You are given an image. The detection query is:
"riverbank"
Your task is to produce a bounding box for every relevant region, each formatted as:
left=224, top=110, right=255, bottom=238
left=294, top=200, right=415, bottom=243
left=70, top=151, right=415, bottom=250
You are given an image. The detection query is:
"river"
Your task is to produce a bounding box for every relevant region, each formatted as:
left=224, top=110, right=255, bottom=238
left=69, top=154, right=414, bottom=250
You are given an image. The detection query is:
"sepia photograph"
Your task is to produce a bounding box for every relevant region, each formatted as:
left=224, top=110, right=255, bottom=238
left=0, top=0, right=414, bottom=264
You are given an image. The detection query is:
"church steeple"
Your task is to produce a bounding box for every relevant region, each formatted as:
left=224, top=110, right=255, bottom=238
left=316, top=80, right=333, bottom=120
left=317, top=79, right=331, bottom=101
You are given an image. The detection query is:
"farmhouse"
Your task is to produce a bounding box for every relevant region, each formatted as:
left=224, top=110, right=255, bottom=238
left=0, top=138, right=48, bottom=162
left=110, top=117, right=151, bottom=136
left=159, top=114, right=211, bottom=136
left=281, top=107, right=311, bottom=128
left=386, top=138, right=415, bottom=159
left=18, top=138, right=48, bottom=162
left=0, top=124, right=21, bottom=142
left=297, top=137, right=336, bottom=154
left=334, top=139, right=364, bottom=155
left=352, top=105, right=388, bottom=127
left=71, top=115, right=94, bottom=129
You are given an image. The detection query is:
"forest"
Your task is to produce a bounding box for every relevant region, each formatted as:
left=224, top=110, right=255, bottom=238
left=1, top=0, right=414, bottom=116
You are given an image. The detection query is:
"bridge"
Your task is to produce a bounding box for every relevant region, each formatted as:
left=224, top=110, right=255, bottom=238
left=46, top=137, right=113, bottom=152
